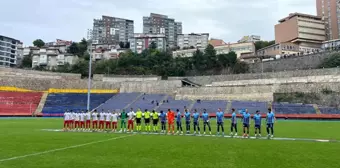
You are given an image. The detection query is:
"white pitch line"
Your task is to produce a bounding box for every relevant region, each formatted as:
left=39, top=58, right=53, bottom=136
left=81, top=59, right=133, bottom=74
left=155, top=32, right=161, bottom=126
left=0, top=134, right=134, bottom=163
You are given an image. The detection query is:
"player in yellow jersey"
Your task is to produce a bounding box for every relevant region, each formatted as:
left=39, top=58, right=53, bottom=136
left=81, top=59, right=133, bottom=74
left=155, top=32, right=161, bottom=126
left=152, top=110, right=159, bottom=132
left=135, top=108, right=143, bottom=132
left=144, top=109, right=151, bottom=132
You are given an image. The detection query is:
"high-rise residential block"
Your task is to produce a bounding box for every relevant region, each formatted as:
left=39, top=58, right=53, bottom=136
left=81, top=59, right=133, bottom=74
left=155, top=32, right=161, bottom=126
left=143, top=13, right=182, bottom=48
left=0, top=35, right=22, bottom=67
left=92, top=15, right=134, bottom=44
left=316, top=0, right=340, bottom=40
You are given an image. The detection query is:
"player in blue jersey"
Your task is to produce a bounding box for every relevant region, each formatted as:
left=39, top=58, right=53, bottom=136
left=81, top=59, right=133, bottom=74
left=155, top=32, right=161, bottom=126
left=160, top=110, right=167, bottom=134
left=192, top=109, right=201, bottom=135
left=184, top=109, right=191, bottom=134
left=266, top=108, right=276, bottom=138
left=242, top=109, right=251, bottom=138
left=202, top=109, right=211, bottom=135
left=176, top=109, right=183, bottom=134
left=230, top=108, right=238, bottom=136
left=216, top=108, right=224, bottom=136
left=253, top=110, right=262, bottom=138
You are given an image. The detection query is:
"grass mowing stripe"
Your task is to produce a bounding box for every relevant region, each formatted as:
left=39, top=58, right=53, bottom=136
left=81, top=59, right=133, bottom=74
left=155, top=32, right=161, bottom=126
left=0, top=134, right=134, bottom=162
left=41, top=129, right=340, bottom=143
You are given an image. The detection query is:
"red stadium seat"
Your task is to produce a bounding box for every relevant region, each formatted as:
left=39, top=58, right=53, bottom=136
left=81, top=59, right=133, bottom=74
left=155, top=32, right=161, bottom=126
left=0, top=92, right=43, bottom=116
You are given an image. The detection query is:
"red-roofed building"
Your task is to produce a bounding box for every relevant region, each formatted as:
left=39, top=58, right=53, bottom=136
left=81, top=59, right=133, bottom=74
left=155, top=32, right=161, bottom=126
left=209, top=39, right=227, bottom=47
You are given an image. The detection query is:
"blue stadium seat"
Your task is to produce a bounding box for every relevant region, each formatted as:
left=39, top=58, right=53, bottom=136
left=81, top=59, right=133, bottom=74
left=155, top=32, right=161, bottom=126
left=318, top=106, right=340, bottom=114
left=127, top=94, right=166, bottom=111
left=231, top=100, right=268, bottom=113
left=96, top=93, right=141, bottom=111
left=191, top=100, right=227, bottom=113
left=273, top=103, right=316, bottom=114
left=42, top=93, right=114, bottom=115
left=158, top=97, right=191, bottom=112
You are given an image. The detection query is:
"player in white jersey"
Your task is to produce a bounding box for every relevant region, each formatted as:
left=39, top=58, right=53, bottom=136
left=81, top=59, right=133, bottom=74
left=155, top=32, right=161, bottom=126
left=99, top=110, right=106, bottom=131
left=80, top=110, right=85, bottom=130
left=70, top=110, right=75, bottom=129
left=85, top=110, right=91, bottom=130
left=74, top=112, right=81, bottom=130
left=63, top=110, right=69, bottom=131
left=92, top=110, right=99, bottom=130
left=111, top=111, right=119, bottom=132
left=105, top=110, right=112, bottom=130
left=127, top=108, right=135, bottom=132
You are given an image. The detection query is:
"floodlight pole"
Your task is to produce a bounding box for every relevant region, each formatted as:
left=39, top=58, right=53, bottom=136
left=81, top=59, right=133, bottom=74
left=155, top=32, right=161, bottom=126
left=87, top=40, right=92, bottom=112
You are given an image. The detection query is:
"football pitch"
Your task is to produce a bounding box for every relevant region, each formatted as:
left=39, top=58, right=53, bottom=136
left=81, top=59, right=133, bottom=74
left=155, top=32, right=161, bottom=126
left=1, top=118, right=340, bottom=168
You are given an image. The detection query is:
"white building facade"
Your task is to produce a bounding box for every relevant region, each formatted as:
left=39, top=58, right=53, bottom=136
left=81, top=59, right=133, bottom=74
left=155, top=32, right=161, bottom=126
left=177, top=33, right=209, bottom=49
left=24, top=47, right=78, bottom=69
left=173, top=42, right=255, bottom=58
left=0, top=35, right=22, bottom=67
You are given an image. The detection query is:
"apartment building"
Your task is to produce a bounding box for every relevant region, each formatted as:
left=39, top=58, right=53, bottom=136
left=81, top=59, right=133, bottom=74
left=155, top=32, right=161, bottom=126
left=25, top=47, right=78, bottom=69
left=316, top=0, right=340, bottom=40
left=92, top=48, right=127, bottom=61
left=177, top=33, right=209, bottom=49
left=275, top=13, right=326, bottom=50
left=129, top=33, right=167, bottom=54
left=92, top=15, right=134, bottom=44
left=143, top=13, right=182, bottom=48
left=173, top=42, right=255, bottom=58
left=0, top=35, right=22, bottom=67
left=45, top=39, right=72, bottom=47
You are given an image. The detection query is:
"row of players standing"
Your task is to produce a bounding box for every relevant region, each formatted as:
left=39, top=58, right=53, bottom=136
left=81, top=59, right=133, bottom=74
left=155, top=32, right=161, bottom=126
left=63, top=107, right=276, bottom=138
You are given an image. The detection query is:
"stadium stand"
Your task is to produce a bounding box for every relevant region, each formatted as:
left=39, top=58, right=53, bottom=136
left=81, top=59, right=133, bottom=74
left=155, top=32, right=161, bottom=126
left=127, top=94, right=166, bottom=111
left=2, top=67, right=340, bottom=119
left=191, top=100, right=228, bottom=113
left=96, top=93, right=142, bottom=111
left=273, top=103, right=316, bottom=114
left=231, top=100, right=268, bottom=113
left=42, top=93, right=114, bottom=116
left=158, top=97, right=192, bottom=112
left=0, top=91, right=43, bottom=116
left=318, top=106, right=340, bottom=114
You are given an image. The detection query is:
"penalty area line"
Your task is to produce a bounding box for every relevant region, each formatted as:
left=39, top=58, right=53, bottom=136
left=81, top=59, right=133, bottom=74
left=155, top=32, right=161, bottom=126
left=0, top=134, right=135, bottom=163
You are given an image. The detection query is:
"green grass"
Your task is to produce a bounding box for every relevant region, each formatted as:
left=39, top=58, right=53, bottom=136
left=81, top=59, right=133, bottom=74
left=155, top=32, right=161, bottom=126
left=1, top=118, right=340, bottom=168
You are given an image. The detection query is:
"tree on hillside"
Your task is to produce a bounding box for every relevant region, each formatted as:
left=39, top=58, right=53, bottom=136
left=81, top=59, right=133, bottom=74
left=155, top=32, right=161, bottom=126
left=150, top=41, right=157, bottom=50
left=319, top=53, right=340, bottom=68
left=21, top=53, right=33, bottom=68
left=232, top=61, right=249, bottom=74
left=68, top=42, right=79, bottom=55
left=204, top=44, right=217, bottom=69
left=124, top=42, right=130, bottom=49
left=119, top=41, right=125, bottom=48
left=255, top=40, right=275, bottom=50
left=77, top=38, right=88, bottom=56
left=33, top=39, right=45, bottom=48
left=192, top=49, right=207, bottom=71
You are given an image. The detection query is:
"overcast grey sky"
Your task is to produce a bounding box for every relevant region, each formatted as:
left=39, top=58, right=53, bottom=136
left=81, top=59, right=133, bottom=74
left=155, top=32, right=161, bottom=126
left=0, top=0, right=315, bottom=45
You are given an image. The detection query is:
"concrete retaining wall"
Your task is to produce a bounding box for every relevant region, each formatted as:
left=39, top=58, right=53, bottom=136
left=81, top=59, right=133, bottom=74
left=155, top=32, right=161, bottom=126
left=175, top=82, right=340, bottom=101
left=120, top=80, right=182, bottom=95
left=169, top=68, right=340, bottom=85
left=93, top=74, right=161, bottom=82
left=248, top=51, right=335, bottom=73
left=212, top=75, right=340, bottom=86
left=0, top=67, right=80, bottom=80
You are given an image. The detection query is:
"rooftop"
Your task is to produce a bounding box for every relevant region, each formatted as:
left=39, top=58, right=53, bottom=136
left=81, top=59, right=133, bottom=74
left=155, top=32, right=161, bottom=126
left=0, top=35, right=21, bottom=43
left=278, top=12, right=321, bottom=23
